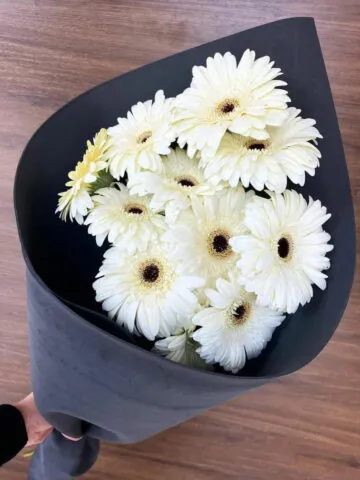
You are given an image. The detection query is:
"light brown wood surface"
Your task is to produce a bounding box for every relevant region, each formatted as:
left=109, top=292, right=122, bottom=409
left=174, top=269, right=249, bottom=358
left=0, top=1, right=359, bottom=479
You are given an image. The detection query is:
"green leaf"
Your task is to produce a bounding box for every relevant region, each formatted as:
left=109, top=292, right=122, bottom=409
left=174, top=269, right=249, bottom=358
left=88, top=170, right=115, bottom=195
left=184, top=331, right=213, bottom=371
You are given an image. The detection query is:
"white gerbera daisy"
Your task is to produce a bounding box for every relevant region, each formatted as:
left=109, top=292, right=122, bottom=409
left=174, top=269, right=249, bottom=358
left=193, top=271, right=285, bottom=373
left=163, top=188, right=253, bottom=281
left=107, top=90, right=176, bottom=180
left=56, top=129, right=109, bottom=224
left=173, top=50, right=290, bottom=157
left=230, top=190, right=333, bottom=314
left=93, top=245, right=205, bottom=340
left=128, top=148, right=222, bottom=222
left=153, top=325, right=210, bottom=369
left=200, top=107, right=322, bottom=192
left=153, top=326, right=195, bottom=364
left=84, top=184, right=166, bottom=252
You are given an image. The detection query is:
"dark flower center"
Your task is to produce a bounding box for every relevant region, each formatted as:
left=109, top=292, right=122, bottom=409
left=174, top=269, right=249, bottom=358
left=207, top=229, right=233, bottom=259
left=128, top=207, right=143, bottom=214
left=221, top=102, right=235, bottom=114
left=217, top=98, right=239, bottom=117
left=278, top=237, right=291, bottom=259
left=231, top=302, right=251, bottom=326
left=137, top=130, right=152, bottom=144
left=125, top=203, right=145, bottom=215
left=175, top=175, right=198, bottom=188
left=233, top=304, right=246, bottom=320
left=142, top=264, right=160, bottom=283
left=248, top=142, right=266, bottom=150
left=245, top=138, right=270, bottom=151
left=213, top=234, right=229, bottom=253
left=178, top=178, right=195, bottom=187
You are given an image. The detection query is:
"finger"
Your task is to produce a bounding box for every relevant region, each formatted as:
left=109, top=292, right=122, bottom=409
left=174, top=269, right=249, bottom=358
left=26, top=427, right=53, bottom=447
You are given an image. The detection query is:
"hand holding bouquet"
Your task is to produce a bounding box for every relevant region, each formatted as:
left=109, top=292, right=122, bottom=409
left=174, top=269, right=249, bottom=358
left=15, top=16, right=354, bottom=453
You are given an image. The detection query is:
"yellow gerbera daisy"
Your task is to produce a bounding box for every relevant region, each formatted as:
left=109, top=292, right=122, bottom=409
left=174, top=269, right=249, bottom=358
left=56, top=129, right=110, bottom=224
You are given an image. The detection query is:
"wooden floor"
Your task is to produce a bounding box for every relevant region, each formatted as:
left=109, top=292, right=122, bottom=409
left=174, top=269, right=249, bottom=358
left=0, top=1, right=359, bottom=479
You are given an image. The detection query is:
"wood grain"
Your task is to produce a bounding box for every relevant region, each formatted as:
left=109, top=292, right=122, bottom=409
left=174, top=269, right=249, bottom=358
left=0, top=1, right=359, bottom=479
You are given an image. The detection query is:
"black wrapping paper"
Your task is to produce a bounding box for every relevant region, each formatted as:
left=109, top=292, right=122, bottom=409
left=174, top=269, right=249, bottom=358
left=14, top=17, right=355, bottom=443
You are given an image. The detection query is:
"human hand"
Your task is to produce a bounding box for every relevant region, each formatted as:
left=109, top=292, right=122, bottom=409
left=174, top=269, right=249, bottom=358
left=15, top=393, right=53, bottom=447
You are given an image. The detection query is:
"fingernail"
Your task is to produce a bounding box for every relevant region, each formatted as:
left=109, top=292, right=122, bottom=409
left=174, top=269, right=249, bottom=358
left=62, top=434, right=83, bottom=441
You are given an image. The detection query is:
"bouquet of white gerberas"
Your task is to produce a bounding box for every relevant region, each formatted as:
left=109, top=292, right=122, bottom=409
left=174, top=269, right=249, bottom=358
left=56, top=50, right=333, bottom=374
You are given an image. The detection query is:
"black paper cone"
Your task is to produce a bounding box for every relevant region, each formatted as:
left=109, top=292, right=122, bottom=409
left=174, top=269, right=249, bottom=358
left=14, top=17, right=355, bottom=443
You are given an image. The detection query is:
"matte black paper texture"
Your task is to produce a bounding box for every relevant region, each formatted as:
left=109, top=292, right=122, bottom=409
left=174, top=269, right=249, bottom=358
left=14, top=18, right=355, bottom=443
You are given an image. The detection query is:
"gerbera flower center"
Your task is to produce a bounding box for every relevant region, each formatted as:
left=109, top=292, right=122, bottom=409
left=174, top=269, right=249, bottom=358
left=222, top=103, right=235, bottom=114
left=139, top=259, right=163, bottom=288
left=216, top=98, right=239, bottom=117
left=277, top=234, right=293, bottom=262
left=143, top=264, right=160, bottom=283
left=228, top=301, right=251, bottom=326
left=175, top=175, right=199, bottom=188
left=245, top=138, right=270, bottom=151
left=213, top=235, right=228, bottom=252
left=137, top=258, right=175, bottom=293
left=124, top=203, right=146, bottom=216
left=137, top=130, right=152, bottom=144
left=207, top=229, right=233, bottom=258
left=128, top=207, right=143, bottom=214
